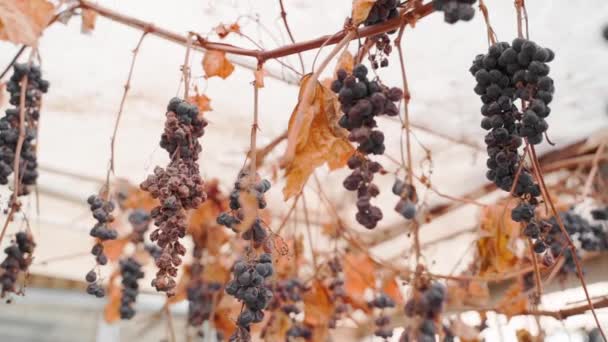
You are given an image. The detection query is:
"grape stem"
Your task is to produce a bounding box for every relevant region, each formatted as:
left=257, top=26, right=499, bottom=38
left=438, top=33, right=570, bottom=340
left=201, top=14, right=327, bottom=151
left=278, top=0, right=305, bottom=74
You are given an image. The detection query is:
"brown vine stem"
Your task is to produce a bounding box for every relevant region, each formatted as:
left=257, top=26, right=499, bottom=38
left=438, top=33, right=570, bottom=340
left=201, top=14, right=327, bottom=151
left=515, top=0, right=524, bottom=39
left=581, top=140, right=607, bottom=199
left=278, top=0, right=305, bottom=74
left=395, top=22, right=420, bottom=261
left=182, top=33, right=193, bottom=100
left=280, top=30, right=356, bottom=167
left=0, top=46, right=26, bottom=80
left=478, top=0, right=497, bottom=45
left=249, top=67, right=261, bottom=177
left=108, top=32, right=147, bottom=179
left=528, top=144, right=607, bottom=340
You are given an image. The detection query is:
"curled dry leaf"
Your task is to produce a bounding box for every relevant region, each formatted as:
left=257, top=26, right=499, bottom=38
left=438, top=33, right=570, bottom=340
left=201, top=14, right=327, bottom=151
left=303, top=280, right=333, bottom=328
left=336, top=50, right=354, bottom=75
left=477, top=203, right=521, bottom=275
left=282, top=75, right=354, bottom=200
left=214, top=22, right=240, bottom=39
left=214, top=299, right=239, bottom=338
left=187, top=88, right=212, bottom=113
left=81, top=9, right=97, bottom=34
left=103, top=272, right=121, bottom=323
left=351, top=0, right=377, bottom=26
left=202, top=50, right=235, bottom=79
left=0, top=0, right=55, bottom=46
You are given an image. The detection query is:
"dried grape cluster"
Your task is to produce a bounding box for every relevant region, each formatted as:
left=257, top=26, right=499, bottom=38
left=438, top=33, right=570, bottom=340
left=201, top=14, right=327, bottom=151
left=85, top=195, right=117, bottom=298
left=543, top=210, right=608, bottom=274
left=393, top=178, right=417, bottom=220
left=217, top=170, right=271, bottom=245
left=401, top=282, right=446, bottom=342
left=470, top=39, right=555, bottom=248
left=140, top=97, right=207, bottom=295
left=362, top=0, right=399, bottom=69
left=327, top=257, right=348, bottom=328
left=119, top=257, right=144, bottom=320
left=369, top=292, right=396, bottom=339
left=332, top=64, right=402, bottom=229
left=0, top=232, right=35, bottom=297
left=1, top=63, right=49, bottom=193
left=432, top=0, right=476, bottom=24
left=225, top=254, right=274, bottom=331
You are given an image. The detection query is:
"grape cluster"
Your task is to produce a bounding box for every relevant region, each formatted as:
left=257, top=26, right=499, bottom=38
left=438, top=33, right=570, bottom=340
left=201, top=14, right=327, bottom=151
left=0, top=63, right=48, bottom=193
left=393, top=178, right=417, bottom=220
left=402, top=282, right=446, bottom=341
left=470, top=39, right=555, bottom=240
left=265, top=278, right=311, bottom=340
left=0, top=232, right=35, bottom=297
left=362, top=0, right=399, bottom=69
left=225, top=254, right=274, bottom=331
left=217, top=170, right=271, bottom=246
left=140, top=97, right=207, bottom=295
left=543, top=210, right=608, bottom=274
left=327, top=257, right=348, bottom=328
left=128, top=209, right=151, bottom=243
left=332, top=64, right=402, bottom=228
left=119, top=257, right=144, bottom=319
left=432, top=0, right=476, bottom=24
left=369, top=293, right=396, bottom=339
left=87, top=195, right=117, bottom=265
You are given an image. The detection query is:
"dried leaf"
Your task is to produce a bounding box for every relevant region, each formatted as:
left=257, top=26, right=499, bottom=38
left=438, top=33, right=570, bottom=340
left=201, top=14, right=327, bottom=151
left=115, top=179, right=158, bottom=211
left=497, top=282, right=529, bottom=318
left=282, top=76, right=354, bottom=199
left=214, top=22, right=240, bottom=39
left=262, top=311, right=291, bottom=341
left=255, top=68, right=265, bottom=88
left=214, top=301, right=238, bottom=338
left=477, top=204, right=521, bottom=275
left=0, top=0, right=55, bottom=45
left=167, top=266, right=191, bottom=304
left=187, top=91, right=212, bottom=113
left=450, top=318, right=480, bottom=341
left=202, top=50, right=235, bottom=79
left=336, top=50, right=354, bottom=75
left=382, top=275, right=404, bottom=304
left=235, top=191, right=258, bottom=232
left=81, top=9, right=96, bottom=34
left=344, top=253, right=375, bottom=297
left=303, top=280, right=333, bottom=327
left=102, top=237, right=129, bottom=262
left=103, top=272, right=121, bottom=323
left=352, top=0, right=376, bottom=26
left=203, top=259, right=230, bottom=284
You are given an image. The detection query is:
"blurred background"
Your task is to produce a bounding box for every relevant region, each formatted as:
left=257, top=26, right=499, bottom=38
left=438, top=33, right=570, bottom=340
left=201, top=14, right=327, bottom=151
left=0, top=0, right=607, bottom=341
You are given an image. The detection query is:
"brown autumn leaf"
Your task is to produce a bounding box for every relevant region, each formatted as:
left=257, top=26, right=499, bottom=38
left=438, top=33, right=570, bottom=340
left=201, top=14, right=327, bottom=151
left=466, top=280, right=490, bottom=306
left=115, top=179, right=158, bottom=211
left=167, top=266, right=191, bottom=305
left=496, top=282, right=529, bottom=318
left=303, top=280, right=334, bottom=327
left=203, top=50, right=235, bottom=79
left=102, top=237, right=130, bottom=262
left=235, top=191, right=258, bottom=232
left=81, top=9, right=96, bottom=34
left=214, top=22, right=240, bottom=39
left=351, top=0, right=376, bottom=26
left=214, top=300, right=238, bottom=338
left=382, top=275, right=404, bottom=304
left=103, top=272, right=121, bottom=323
left=344, top=253, right=376, bottom=297
left=336, top=50, right=354, bottom=75
left=255, top=68, right=265, bottom=88
left=477, top=203, right=521, bottom=275
left=0, top=0, right=55, bottom=46
left=262, top=311, right=291, bottom=341
left=187, top=89, right=212, bottom=113
left=282, top=75, right=354, bottom=199
left=203, top=259, right=231, bottom=284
